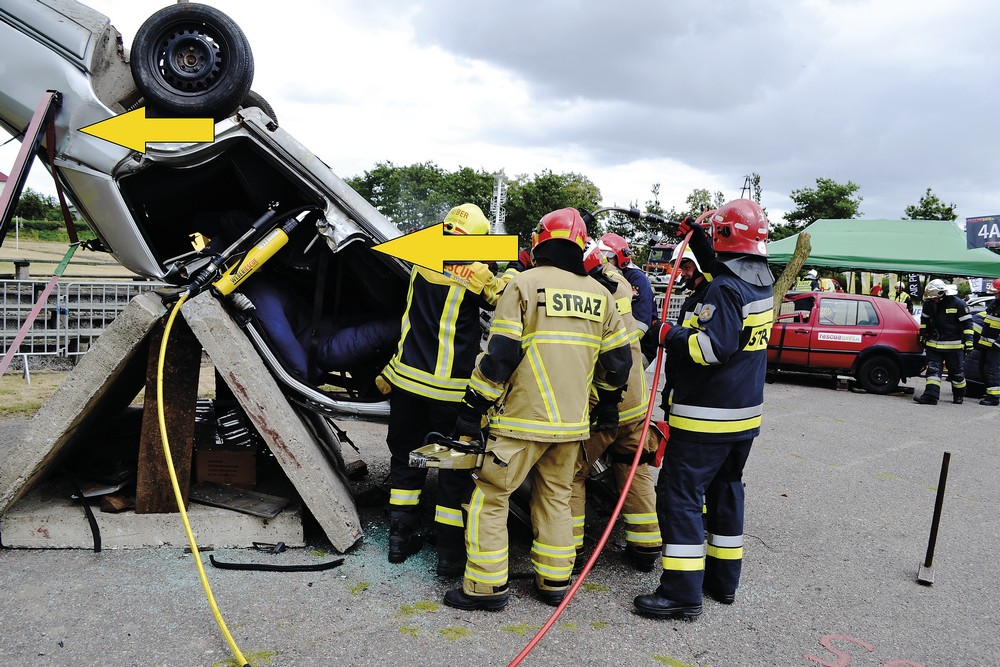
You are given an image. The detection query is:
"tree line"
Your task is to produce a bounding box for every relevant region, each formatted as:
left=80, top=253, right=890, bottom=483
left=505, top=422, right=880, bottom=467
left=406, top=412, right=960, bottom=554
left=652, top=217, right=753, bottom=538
left=10, top=167, right=963, bottom=251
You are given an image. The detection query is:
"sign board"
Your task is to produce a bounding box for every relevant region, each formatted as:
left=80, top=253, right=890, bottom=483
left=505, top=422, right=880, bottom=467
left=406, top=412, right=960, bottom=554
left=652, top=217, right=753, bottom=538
left=966, top=215, right=1000, bottom=249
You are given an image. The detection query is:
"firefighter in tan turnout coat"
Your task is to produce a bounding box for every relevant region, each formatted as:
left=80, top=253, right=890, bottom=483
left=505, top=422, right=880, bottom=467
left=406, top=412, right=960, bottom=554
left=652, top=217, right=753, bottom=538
left=442, top=208, right=633, bottom=611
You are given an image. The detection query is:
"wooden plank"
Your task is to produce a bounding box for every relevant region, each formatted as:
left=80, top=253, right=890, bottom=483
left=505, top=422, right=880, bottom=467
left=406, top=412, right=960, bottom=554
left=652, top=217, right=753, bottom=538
left=134, top=315, right=203, bottom=514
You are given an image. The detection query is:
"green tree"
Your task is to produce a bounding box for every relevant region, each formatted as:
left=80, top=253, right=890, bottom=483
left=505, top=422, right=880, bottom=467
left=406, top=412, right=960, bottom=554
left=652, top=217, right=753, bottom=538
left=683, top=188, right=725, bottom=218
left=13, top=187, right=58, bottom=220
left=784, top=177, right=863, bottom=228
left=903, top=187, right=957, bottom=221
left=497, top=170, right=602, bottom=246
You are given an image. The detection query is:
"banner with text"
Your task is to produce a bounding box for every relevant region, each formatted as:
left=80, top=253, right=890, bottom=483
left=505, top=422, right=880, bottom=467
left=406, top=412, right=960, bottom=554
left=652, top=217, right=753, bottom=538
left=966, top=215, right=1000, bottom=249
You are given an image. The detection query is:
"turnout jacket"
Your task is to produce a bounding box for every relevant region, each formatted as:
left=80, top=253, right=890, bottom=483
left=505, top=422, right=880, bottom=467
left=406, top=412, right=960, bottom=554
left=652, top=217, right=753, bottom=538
left=976, top=298, right=1000, bottom=351
left=661, top=271, right=774, bottom=443
left=600, top=266, right=649, bottom=425
left=920, top=295, right=973, bottom=350
left=469, top=265, right=633, bottom=442
left=384, top=262, right=512, bottom=401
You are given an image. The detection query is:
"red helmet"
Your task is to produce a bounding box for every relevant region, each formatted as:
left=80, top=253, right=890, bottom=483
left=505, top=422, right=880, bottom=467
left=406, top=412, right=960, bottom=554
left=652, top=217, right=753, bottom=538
left=531, top=208, right=588, bottom=254
left=598, top=233, right=632, bottom=267
left=989, top=277, right=1000, bottom=294
left=582, top=237, right=604, bottom=275
left=709, top=199, right=769, bottom=256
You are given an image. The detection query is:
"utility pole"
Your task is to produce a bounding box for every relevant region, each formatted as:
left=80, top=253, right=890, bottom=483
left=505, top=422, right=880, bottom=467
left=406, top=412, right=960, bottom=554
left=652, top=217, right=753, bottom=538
left=490, top=169, right=507, bottom=235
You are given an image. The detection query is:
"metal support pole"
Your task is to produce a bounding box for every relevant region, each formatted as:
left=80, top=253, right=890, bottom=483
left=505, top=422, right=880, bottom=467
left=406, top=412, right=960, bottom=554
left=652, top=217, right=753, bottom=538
left=917, top=451, right=950, bottom=585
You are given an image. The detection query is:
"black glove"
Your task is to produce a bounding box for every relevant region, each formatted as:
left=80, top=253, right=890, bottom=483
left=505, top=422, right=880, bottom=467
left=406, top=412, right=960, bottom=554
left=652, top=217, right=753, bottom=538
left=591, top=387, right=624, bottom=432
left=451, top=388, right=493, bottom=440
left=452, top=404, right=484, bottom=441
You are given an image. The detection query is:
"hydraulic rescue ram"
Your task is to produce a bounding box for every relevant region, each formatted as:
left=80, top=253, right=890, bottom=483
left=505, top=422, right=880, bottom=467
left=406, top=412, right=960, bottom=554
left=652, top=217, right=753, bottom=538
left=409, top=432, right=485, bottom=470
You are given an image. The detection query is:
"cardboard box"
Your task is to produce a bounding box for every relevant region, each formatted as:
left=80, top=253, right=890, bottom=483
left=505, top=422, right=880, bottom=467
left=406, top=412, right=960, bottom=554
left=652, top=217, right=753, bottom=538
left=195, top=450, right=256, bottom=489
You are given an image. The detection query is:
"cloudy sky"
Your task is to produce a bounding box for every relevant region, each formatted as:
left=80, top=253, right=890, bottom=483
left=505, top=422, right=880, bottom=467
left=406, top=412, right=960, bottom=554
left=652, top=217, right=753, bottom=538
left=4, top=0, right=1000, bottom=227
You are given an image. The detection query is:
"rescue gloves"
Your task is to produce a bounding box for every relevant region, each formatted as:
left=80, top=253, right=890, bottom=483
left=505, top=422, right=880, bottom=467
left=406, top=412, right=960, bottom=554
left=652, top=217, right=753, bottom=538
left=591, top=386, right=624, bottom=432
left=452, top=388, right=494, bottom=441
left=658, top=321, right=674, bottom=346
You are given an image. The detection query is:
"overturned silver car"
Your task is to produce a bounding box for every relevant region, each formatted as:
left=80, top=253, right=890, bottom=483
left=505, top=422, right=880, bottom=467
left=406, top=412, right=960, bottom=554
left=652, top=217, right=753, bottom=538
left=1, top=0, right=409, bottom=416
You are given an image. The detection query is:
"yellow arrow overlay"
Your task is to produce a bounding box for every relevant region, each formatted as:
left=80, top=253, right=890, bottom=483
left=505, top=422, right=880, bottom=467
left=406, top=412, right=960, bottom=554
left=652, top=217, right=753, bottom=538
left=372, top=223, right=519, bottom=273
left=79, top=108, right=214, bottom=153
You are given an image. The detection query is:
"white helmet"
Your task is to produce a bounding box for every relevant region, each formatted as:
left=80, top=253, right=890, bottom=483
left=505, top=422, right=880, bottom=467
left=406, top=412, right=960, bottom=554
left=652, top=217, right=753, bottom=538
left=806, top=269, right=818, bottom=279
left=670, top=245, right=701, bottom=273
left=923, top=278, right=947, bottom=299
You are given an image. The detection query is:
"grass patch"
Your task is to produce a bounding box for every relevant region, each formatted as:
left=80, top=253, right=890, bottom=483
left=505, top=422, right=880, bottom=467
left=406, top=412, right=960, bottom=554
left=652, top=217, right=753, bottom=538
left=438, top=626, right=472, bottom=642
left=501, top=623, right=538, bottom=637
left=399, top=626, right=419, bottom=638
left=397, top=600, right=439, bottom=617
left=349, top=582, right=370, bottom=595
left=652, top=655, right=696, bottom=667
left=582, top=581, right=608, bottom=592
left=0, top=371, right=67, bottom=417
left=591, top=621, right=609, bottom=630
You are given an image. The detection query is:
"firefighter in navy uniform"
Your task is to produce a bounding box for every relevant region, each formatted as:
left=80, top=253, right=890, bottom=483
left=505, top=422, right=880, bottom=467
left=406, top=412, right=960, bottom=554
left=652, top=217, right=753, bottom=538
left=570, top=239, right=662, bottom=572
left=381, top=203, right=514, bottom=576
left=976, top=277, right=1000, bottom=406
left=892, top=281, right=914, bottom=314
left=913, top=279, right=974, bottom=405
left=443, top=208, right=632, bottom=611
left=635, top=199, right=774, bottom=619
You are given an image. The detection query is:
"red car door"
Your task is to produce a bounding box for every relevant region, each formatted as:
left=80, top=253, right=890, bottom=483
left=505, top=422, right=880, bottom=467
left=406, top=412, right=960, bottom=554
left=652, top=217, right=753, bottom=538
left=808, top=296, right=882, bottom=370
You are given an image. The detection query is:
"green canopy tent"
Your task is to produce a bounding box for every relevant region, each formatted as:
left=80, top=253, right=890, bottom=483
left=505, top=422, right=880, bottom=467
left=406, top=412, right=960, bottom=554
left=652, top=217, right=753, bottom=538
left=766, top=219, right=1000, bottom=277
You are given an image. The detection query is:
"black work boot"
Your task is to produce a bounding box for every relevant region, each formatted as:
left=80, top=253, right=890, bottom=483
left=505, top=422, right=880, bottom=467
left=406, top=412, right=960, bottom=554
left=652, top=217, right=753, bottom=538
left=634, top=589, right=702, bottom=619
left=443, top=587, right=510, bottom=611
left=953, top=388, right=965, bottom=404
left=388, top=512, right=422, bottom=564
left=913, top=394, right=938, bottom=405
left=436, top=547, right=466, bottom=577
left=980, top=396, right=999, bottom=406
left=624, top=545, right=661, bottom=573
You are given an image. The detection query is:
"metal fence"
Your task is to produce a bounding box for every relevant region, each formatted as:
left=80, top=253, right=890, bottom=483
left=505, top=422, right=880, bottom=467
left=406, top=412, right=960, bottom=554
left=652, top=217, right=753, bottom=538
left=1, top=279, right=166, bottom=359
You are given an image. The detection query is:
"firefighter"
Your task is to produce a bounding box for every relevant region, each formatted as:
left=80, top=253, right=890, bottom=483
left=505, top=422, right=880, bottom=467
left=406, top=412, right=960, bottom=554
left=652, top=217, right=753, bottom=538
left=914, top=279, right=974, bottom=405
left=570, top=239, right=661, bottom=573
left=892, top=281, right=914, bottom=313
left=381, top=203, right=514, bottom=576
left=635, top=199, right=774, bottom=619
left=599, top=233, right=657, bottom=364
left=806, top=269, right=820, bottom=291
left=976, top=277, right=1000, bottom=406
left=443, top=208, right=633, bottom=611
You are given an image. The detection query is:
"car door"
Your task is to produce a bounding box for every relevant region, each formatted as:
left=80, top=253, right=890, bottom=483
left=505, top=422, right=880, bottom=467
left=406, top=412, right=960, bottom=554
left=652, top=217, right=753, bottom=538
left=769, top=296, right=814, bottom=366
left=809, top=297, right=881, bottom=369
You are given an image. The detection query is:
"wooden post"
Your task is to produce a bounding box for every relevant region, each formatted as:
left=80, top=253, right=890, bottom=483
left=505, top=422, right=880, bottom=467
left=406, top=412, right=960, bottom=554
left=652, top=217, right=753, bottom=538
left=135, top=315, right=203, bottom=513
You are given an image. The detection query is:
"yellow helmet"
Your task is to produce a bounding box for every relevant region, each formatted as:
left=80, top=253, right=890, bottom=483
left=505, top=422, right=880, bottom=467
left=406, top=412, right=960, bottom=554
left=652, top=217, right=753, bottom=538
left=443, top=203, right=490, bottom=236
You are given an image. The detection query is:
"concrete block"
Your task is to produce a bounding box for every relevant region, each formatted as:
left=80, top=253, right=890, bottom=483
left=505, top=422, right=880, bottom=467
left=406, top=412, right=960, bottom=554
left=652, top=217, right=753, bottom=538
left=181, top=292, right=362, bottom=552
left=0, top=482, right=303, bottom=549
left=0, top=292, right=166, bottom=515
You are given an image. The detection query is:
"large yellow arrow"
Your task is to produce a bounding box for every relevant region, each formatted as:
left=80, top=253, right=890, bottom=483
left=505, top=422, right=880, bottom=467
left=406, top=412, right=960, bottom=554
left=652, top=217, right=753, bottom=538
left=79, top=108, right=214, bottom=153
left=372, top=223, right=519, bottom=273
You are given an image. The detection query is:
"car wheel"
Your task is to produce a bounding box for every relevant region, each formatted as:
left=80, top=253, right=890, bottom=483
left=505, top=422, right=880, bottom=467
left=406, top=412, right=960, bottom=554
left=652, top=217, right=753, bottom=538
left=857, top=355, right=900, bottom=394
left=240, top=89, right=277, bottom=125
left=131, top=3, right=254, bottom=118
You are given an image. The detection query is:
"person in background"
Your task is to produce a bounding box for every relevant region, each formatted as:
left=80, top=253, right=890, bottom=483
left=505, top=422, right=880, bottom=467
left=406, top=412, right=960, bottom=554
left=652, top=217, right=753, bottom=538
left=913, top=279, right=973, bottom=405
left=976, top=277, right=1000, bottom=406
left=635, top=199, right=774, bottom=620
left=599, top=233, right=656, bottom=364
left=570, top=239, right=662, bottom=573
left=806, top=269, right=820, bottom=291
left=892, top=281, right=913, bottom=313
left=443, top=208, right=632, bottom=611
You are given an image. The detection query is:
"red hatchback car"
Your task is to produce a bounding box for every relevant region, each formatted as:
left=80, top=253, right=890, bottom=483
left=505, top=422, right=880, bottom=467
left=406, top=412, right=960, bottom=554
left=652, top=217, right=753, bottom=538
left=768, top=292, right=925, bottom=394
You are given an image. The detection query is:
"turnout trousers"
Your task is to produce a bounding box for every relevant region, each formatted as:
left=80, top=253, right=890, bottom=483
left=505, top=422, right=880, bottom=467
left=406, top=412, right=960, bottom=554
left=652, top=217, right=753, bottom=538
left=463, top=434, right=579, bottom=596
left=922, top=347, right=966, bottom=401
left=570, top=420, right=661, bottom=554
left=982, top=346, right=1000, bottom=402
left=386, top=388, right=473, bottom=553
left=655, top=435, right=753, bottom=603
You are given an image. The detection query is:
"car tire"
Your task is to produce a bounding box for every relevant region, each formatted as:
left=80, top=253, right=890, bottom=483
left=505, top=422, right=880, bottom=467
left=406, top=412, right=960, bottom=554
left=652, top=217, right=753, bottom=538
left=857, top=355, right=900, bottom=394
left=240, top=89, right=277, bottom=125
left=130, top=3, right=254, bottom=119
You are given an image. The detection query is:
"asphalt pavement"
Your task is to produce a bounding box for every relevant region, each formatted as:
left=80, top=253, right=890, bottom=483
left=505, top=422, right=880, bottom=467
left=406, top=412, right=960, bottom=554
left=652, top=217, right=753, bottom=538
left=1, top=371, right=997, bottom=667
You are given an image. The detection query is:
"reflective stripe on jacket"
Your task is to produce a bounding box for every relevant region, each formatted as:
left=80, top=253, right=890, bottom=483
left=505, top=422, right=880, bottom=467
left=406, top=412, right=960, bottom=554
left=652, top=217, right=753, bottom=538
left=385, top=263, right=511, bottom=401
left=921, top=295, right=973, bottom=350
left=470, top=265, right=632, bottom=442
left=661, top=272, right=773, bottom=443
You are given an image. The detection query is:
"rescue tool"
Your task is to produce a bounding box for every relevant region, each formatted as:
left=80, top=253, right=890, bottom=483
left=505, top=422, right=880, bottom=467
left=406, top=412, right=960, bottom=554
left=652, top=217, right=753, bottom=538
left=408, top=431, right=486, bottom=470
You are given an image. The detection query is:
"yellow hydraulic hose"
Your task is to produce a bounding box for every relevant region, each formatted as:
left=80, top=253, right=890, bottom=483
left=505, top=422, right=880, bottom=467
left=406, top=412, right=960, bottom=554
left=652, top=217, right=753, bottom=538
left=157, top=292, right=250, bottom=667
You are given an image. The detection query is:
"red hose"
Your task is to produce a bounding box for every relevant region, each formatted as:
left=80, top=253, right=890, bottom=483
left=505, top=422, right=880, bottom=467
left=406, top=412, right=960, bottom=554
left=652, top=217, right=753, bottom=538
left=507, top=215, right=710, bottom=666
